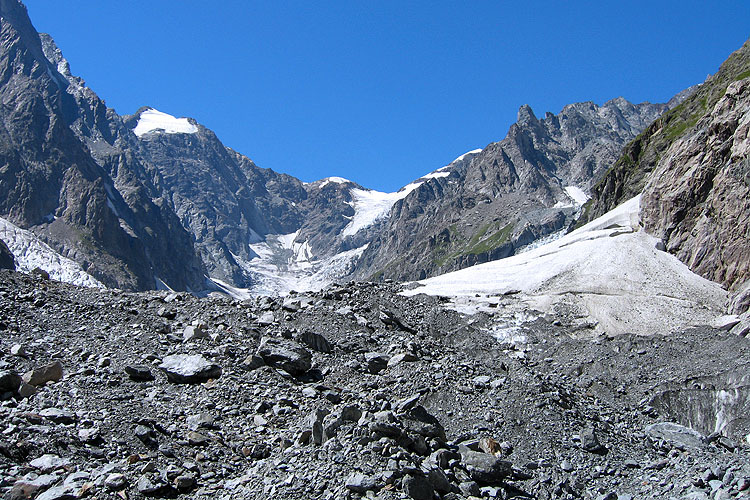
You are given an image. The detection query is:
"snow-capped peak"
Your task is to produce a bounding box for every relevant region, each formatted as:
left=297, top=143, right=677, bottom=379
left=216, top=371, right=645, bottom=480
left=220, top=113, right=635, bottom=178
left=133, top=108, right=199, bottom=137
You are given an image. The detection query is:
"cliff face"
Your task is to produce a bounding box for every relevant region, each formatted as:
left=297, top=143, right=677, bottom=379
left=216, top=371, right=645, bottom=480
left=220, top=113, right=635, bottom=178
left=586, top=40, right=750, bottom=222
left=586, top=39, right=750, bottom=292
left=641, top=77, right=750, bottom=291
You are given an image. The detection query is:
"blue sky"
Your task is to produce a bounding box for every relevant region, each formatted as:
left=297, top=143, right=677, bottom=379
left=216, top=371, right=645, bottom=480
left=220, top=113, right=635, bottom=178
left=24, top=1, right=750, bottom=192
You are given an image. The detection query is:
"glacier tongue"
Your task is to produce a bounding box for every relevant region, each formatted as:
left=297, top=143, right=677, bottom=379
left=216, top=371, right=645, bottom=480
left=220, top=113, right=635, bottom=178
left=0, top=217, right=104, bottom=288
left=403, top=196, right=727, bottom=337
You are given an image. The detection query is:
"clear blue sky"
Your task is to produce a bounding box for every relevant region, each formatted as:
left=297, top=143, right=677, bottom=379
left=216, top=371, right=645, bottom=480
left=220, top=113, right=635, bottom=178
left=24, top=1, right=750, bottom=192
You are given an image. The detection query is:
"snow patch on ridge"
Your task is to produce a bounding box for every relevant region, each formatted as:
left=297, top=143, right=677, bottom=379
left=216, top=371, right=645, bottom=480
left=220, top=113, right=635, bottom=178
left=134, top=109, right=198, bottom=137
left=403, top=196, right=727, bottom=336
left=0, top=217, right=104, bottom=288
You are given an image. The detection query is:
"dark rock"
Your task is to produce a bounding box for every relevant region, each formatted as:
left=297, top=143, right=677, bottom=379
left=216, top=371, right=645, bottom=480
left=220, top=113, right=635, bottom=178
left=159, top=354, right=222, bottom=383
left=364, top=352, right=390, bottom=374
left=256, top=337, right=312, bottom=375
left=580, top=427, right=606, bottom=454
left=0, top=239, right=14, bottom=270
left=0, top=370, right=22, bottom=394
left=403, top=474, right=434, bottom=500
left=299, top=331, right=333, bottom=353
left=124, top=364, right=154, bottom=381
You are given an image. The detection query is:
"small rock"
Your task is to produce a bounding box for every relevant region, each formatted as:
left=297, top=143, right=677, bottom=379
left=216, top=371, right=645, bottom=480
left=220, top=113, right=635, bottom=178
left=403, top=474, right=434, bottom=500
left=35, top=485, right=76, bottom=500
left=104, top=473, right=127, bottom=490
left=124, top=365, right=154, bottom=381
left=136, top=474, right=169, bottom=496
left=298, top=331, right=333, bottom=353
left=580, top=427, right=606, bottom=454
left=186, top=413, right=215, bottom=431
left=10, top=344, right=26, bottom=357
left=39, top=407, right=76, bottom=424
left=187, top=431, right=209, bottom=446
left=387, top=352, right=418, bottom=367
left=364, top=352, right=390, bottom=374
left=29, top=454, right=70, bottom=473
left=0, top=370, right=22, bottom=394
left=257, top=311, right=275, bottom=326
left=345, top=472, right=377, bottom=493
left=183, top=325, right=207, bottom=342
left=174, top=474, right=196, bottom=491
left=460, top=449, right=512, bottom=484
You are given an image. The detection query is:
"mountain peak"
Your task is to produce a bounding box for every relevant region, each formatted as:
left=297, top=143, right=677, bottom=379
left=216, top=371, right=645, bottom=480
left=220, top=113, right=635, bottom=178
left=516, top=104, right=538, bottom=124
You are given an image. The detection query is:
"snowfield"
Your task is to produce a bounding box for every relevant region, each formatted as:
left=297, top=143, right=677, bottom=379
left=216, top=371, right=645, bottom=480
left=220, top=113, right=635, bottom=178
left=0, top=217, right=104, bottom=288
left=403, top=196, right=727, bottom=336
left=133, top=108, right=198, bottom=137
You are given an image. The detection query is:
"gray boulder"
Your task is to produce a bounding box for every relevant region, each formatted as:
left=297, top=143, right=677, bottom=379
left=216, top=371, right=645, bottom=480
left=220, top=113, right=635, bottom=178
left=256, top=337, right=312, bottom=375
left=159, top=354, right=222, bottom=383
left=460, top=449, right=513, bottom=484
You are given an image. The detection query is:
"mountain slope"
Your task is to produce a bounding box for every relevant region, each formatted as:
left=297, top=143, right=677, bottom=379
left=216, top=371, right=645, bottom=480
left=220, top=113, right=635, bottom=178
left=585, top=39, right=750, bottom=291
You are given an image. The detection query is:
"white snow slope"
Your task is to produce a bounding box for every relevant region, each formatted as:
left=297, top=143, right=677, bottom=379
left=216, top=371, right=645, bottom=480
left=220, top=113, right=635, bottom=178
left=403, top=196, right=727, bottom=336
left=0, top=217, right=104, bottom=288
left=133, top=108, right=198, bottom=137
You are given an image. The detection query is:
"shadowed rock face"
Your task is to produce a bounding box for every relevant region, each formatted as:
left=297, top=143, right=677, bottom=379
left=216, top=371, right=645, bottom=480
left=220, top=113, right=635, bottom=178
left=352, top=98, right=669, bottom=282
left=0, top=238, right=13, bottom=270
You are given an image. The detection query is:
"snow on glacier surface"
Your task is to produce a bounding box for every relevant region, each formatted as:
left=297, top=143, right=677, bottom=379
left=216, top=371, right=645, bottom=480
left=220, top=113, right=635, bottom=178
left=0, top=217, right=104, bottom=288
left=342, top=184, right=422, bottom=237
left=403, top=196, right=727, bottom=336
left=133, top=108, right=198, bottom=137
left=564, top=186, right=589, bottom=206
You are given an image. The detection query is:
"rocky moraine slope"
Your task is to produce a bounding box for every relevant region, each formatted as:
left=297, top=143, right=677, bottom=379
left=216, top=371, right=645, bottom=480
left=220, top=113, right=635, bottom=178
left=1, top=270, right=750, bottom=500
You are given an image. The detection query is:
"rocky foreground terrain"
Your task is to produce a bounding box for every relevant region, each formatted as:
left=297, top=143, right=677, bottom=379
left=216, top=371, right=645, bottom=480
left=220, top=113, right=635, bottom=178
left=1, top=269, right=749, bottom=500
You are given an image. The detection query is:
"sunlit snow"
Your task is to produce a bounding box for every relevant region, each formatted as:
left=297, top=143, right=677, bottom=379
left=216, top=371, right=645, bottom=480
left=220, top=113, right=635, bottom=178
left=403, top=196, right=727, bottom=336
left=0, top=217, right=104, bottom=288
left=133, top=108, right=198, bottom=137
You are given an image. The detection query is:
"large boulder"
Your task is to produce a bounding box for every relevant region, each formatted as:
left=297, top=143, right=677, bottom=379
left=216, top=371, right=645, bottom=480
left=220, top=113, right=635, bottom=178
left=460, top=449, right=513, bottom=484
left=256, top=337, right=312, bottom=375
